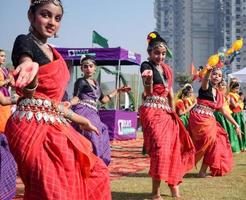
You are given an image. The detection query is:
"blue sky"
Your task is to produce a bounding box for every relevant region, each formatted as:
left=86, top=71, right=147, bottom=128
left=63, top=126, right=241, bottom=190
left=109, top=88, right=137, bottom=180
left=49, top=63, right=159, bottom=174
left=0, top=0, right=155, bottom=62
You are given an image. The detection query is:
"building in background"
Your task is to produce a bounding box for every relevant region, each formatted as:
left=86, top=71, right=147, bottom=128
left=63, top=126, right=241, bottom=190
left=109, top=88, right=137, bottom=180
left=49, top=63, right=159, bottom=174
left=224, top=0, right=246, bottom=72
left=154, top=0, right=246, bottom=83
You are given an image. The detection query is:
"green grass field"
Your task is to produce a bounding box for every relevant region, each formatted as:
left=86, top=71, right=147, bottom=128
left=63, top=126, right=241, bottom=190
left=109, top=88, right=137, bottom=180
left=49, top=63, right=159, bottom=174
left=111, top=153, right=246, bottom=200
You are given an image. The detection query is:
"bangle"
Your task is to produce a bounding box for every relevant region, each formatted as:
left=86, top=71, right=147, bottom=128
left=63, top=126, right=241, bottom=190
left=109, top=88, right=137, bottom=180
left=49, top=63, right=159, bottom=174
left=10, top=94, right=17, bottom=104
left=143, top=81, right=153, bottom=87
left=22, top=83, right=38, bottom=93
left=65, top=109, right=73, bottom=119
left=57, top=103, right=65, bottom=114
left=107, top=94, right=112, bottom=100
left=234, top=124, right=240, bottom=129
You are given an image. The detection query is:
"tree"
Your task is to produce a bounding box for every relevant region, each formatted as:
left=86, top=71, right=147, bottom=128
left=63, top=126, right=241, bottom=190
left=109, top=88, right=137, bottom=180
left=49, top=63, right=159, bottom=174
left=175, top=72, right=193, bottom=88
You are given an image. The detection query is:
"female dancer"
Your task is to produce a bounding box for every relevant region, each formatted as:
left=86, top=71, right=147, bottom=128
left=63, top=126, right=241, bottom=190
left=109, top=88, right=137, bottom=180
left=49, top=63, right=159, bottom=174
left=139, top=31, right=195, bottom=199
left=5, top=1, right=111, bottom=199
left=0, top=93, right=17, bottom=199
left=175, top=84, right=195, bottom=127
left=70, top=55, right=130, bottom=165
left=0, top=49, right=15, bottom=132
left=214, top=81, right=241, bottom=153
left=188, top=66, right=240, bottom=178
left=228, top=81, right=246, bottom=151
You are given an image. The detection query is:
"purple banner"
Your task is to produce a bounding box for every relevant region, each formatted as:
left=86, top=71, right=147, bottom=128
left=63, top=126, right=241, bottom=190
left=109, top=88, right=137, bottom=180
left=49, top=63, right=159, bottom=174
left=99, top=110, right=137, bottom=141
left=56, top=47, right=141, bottom=66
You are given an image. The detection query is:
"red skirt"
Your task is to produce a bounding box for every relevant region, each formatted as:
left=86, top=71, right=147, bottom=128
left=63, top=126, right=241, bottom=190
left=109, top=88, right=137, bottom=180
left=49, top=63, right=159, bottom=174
left=5, top=116, right=111, bottom=200
left=140, top=106, right=195, bottom=185
left=188, top=110, right=233, bottom=176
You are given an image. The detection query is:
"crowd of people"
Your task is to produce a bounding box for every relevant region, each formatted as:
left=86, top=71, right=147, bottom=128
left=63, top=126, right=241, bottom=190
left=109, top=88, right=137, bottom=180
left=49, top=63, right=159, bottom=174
left=0, top=0, right=245, bottom=200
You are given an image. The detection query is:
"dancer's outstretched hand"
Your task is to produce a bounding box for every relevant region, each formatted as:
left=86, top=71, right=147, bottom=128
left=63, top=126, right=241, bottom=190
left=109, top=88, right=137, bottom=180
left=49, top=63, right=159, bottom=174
left=141, top=69, right=153, bottom=79
left=13, top=61, right=39, bottom=88
left=118, top=85, right=131, bottom=92
left=79, top=121, right=99, bottom=135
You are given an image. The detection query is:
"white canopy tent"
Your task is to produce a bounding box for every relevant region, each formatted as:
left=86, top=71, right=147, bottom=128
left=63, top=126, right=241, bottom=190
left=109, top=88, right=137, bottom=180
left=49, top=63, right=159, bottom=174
left=228, top=67, right=246, bottom=82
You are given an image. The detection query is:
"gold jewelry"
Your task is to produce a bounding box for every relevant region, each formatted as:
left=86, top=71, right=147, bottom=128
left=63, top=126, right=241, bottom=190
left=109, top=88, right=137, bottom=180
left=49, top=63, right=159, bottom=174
left=22, top=83, right=38, bottom=93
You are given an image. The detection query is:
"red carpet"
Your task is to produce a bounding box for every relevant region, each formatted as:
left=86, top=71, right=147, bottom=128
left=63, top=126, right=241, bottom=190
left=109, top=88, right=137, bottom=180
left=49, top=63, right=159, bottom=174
left=109, top=135, right=150, bottom=180
left=13, top=134, right=149, bottom=199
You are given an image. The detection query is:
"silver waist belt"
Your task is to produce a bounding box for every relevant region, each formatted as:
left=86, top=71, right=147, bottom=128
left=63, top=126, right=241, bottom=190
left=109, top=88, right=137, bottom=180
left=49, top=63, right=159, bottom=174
left=79, top=100, right=98, bottom=111
left=143, top=96, right=171, bottom=111
left=13, top=98, right=67, bottom=124
left=192, top=104, right=215, bottom=117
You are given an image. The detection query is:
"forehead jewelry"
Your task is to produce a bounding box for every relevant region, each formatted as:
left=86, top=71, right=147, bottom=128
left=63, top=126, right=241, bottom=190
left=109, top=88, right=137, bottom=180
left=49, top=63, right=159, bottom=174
left=31, top=0, right=62, bottom=6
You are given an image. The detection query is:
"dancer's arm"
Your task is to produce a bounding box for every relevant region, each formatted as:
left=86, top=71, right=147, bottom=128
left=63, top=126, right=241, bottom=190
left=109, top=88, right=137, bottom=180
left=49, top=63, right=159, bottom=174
left=219, top=106, right=241, bottom=136
left=141, top=69, right=153, bottom=97
left=13, top=55, right=39, bottom=98
left=168, top=87, right=175, bottom=110
left=0, top=93, right=18, bottom=106
left=100, top=86, right=131, bottom=104
left=201, top=65, right=212, bottom=90
left=56, top=103, right=99, bottom=134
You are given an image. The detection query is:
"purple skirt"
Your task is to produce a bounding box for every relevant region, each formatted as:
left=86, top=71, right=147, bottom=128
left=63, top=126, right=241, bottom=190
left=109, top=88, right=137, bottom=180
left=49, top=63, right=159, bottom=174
left=0, top=134, right=16, bottom=200
left=72, top=104, right=111, bottom=165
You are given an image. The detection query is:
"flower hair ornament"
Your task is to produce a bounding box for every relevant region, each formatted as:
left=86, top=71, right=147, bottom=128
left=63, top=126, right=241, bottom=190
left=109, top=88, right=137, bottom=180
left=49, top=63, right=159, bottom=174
left=147, top=31, right=173, bottom=58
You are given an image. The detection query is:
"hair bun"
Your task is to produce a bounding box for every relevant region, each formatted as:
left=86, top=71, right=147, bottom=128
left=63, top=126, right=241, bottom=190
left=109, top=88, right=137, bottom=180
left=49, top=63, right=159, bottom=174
left=147, top=31, right=161, bottom=44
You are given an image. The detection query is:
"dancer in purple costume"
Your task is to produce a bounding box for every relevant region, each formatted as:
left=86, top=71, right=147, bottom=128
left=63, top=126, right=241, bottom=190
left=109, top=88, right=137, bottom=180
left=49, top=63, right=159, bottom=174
left=70, top=56, right=130, bottom=165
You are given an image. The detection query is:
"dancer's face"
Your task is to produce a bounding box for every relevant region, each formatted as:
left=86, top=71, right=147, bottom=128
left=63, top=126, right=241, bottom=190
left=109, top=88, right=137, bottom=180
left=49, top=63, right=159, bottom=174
left=149, top=46, right=167, bottom=65
left=29, top=2, right=63, bottom=40
left=231, top=87, right=240, bottom=94
left=0, top=51, right=6, bottom=66
left=81, top=60, right=96, bottom=78
left=210, top=69, right=222, bottom=85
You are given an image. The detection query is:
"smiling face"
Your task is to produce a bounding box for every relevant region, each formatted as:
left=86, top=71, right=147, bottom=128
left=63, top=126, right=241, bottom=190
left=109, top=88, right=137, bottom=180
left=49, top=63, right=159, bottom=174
left=148, top=45, right=167, bottom=65
left=0, top=51, right=6, bottom=66
left=29, top=2, right=63, bottom=41
left=210, top=68, right=223, bottom=86
left=80, top=60, right=96, bottom=78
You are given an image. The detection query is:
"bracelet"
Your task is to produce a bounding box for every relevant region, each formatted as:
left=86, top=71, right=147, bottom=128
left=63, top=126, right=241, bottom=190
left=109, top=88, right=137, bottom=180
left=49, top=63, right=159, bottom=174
left=107, top=95, right=112, bottom=101
left=143, top=81, right=153, bottom=87
left=65, top=109, right=73, bottom=119
left=234, top=124, right=240, bottom=129
left=22, top=83, right=38, bottom=93
left=10, top=94, right=17, bottom=104
left=57, top=103, right=65, bottom=114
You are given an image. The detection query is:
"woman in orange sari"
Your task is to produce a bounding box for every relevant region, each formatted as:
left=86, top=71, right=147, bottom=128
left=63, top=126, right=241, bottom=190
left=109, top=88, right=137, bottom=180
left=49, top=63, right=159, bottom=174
left=140, top=31, right=195, bottom=200
left=188, top=66, right=240, bottom=177
left=5, top=1, right=111, bottom=199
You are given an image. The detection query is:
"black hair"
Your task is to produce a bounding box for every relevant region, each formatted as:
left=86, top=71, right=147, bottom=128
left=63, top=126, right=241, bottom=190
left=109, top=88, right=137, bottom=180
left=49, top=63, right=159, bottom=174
left=80, top=55, right=96, bottom=66
left=230, top=81, right=240, bottom=90
left=147, top=31, right=167, bottom=53
left=29, top=0, right=64, bottom=15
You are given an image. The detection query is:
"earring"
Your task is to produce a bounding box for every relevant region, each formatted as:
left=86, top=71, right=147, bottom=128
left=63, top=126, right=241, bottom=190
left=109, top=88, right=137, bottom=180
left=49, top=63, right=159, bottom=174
left=29, top=25, right=33, bottom=33
left=81, top=72, right=84, bottom=78
left=54, top=32, right=59, bottom=38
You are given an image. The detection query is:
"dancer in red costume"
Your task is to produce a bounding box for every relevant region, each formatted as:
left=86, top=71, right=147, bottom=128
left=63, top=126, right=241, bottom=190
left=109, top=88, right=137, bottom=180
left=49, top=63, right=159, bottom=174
left=5, top=1, right=111, bottom=199
left=139, top=31, right=195, bottom=200
left=188, top=65, right=240, bottom=178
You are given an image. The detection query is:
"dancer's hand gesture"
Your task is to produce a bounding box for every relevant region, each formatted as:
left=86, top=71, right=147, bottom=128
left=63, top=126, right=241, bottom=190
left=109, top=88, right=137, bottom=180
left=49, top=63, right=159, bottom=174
left=13, top=61, right=39, bottom=88
left=79, top=121, right=99, bottom=135
left=142, top=70, right=153, bottom=85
